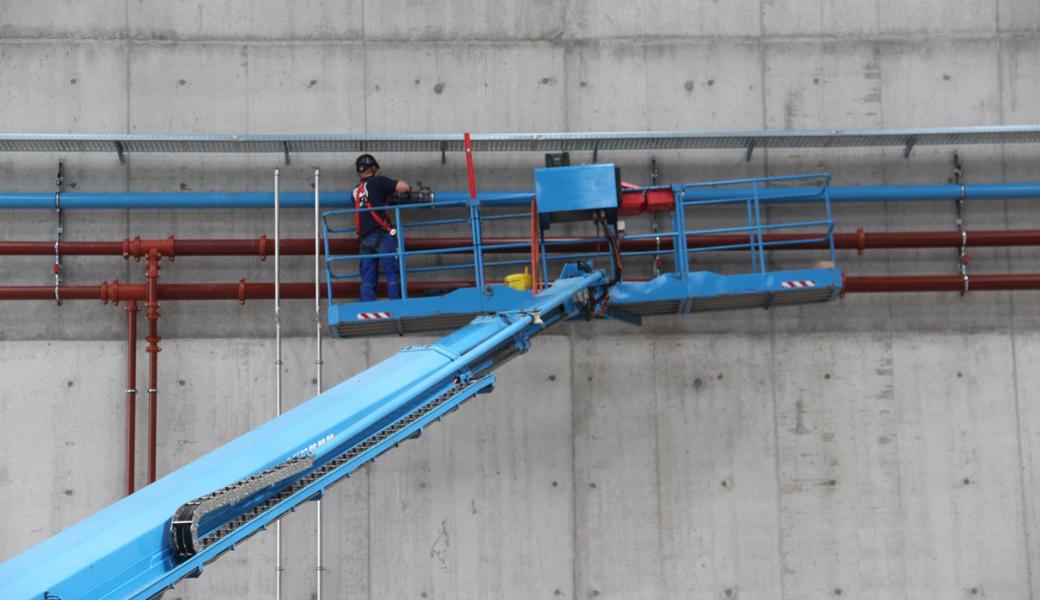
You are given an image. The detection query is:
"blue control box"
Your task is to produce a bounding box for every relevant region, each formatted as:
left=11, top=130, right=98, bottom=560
left=534, top=163, right=619, bottom=228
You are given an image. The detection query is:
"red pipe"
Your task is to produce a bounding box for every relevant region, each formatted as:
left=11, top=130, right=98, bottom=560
left=1, top=229, right=1039, bottom=257
left=125, top=299, right=138, bottom=496
left=0, top=280, right=473, bottom=302
left=843, top=274, right=1040, bottom=293
left=145, top=250, right=161, bottom=484
left=0, top=275, right=1037, bottom=302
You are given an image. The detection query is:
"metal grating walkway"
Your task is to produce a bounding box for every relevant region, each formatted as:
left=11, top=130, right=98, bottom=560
left=2, top=125, right=1039, bottom=157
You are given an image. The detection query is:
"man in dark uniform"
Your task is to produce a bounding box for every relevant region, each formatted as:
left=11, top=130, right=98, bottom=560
left=353, top=154, right=411, bottom=302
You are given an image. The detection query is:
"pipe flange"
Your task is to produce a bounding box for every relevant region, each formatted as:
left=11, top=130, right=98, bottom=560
left=258, top=235, right=268, bottom=262
left=110, top=279, right=122, bottom=306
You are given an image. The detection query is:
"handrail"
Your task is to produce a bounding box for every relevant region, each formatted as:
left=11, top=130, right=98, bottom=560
left=322, top=198, right=533, bottom=301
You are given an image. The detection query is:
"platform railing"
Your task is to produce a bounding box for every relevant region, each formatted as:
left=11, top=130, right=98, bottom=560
left=321, top=198, right=533, bottom=304
left=539, top=173, right=835, bottom=279
left=322, top=173, right=837, bottom=310
left=677, top=172, right=836, bottom=274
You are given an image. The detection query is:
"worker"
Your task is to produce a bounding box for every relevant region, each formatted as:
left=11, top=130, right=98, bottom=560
left=353, top=153, right=411, bottom=302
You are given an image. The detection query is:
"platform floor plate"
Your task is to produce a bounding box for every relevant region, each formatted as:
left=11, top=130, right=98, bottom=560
left=620, top=284, right=837, bottom=316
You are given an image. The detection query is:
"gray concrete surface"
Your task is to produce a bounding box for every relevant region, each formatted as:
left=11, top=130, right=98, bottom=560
left=1, top=1, right=1039, bottom=599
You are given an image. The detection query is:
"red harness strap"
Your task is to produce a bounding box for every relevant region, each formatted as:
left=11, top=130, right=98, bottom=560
left=353, top=178, right=396, bottom=236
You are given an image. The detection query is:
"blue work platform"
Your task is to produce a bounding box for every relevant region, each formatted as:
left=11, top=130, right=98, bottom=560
left=323, top=171, right=841, bottom=336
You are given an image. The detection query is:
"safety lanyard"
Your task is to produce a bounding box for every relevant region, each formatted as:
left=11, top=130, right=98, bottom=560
left=353, top=178, right=395, bottom=236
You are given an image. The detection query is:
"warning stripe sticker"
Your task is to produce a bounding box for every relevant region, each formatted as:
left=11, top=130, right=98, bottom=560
left=781, top=280, right=816, bottom=289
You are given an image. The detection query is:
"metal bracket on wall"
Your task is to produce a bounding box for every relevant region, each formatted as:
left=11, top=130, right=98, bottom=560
left=283, top=142, right=292, bottom=166
left=903, top=136, right=917, bottom=158
left=544, top=152, right=570, bottom=168
left=114, top=141, right=126, bottom=164
left=53, top=160, right=65, bottom=305
left=744, top=139, right=755, bottom=162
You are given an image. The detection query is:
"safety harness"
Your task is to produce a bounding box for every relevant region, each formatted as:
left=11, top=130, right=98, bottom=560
left=353, top=178, right=396, bottom=236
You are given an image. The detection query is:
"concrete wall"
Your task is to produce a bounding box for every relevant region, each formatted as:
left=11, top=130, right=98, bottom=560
left=1, top=1, right=1039, bottom=598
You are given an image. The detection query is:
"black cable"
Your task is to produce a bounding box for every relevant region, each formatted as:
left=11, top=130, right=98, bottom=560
left=596, top=211, right=623, bottom=287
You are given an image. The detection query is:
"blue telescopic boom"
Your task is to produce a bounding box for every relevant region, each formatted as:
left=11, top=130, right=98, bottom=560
left=0, top=270, right=605, bottom=600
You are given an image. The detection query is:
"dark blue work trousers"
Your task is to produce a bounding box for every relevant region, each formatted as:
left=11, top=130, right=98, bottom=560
left=359, top=229, right=401, bottom=302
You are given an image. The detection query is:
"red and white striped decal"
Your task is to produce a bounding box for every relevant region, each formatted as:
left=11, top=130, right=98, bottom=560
left=356, top=312, right=392, bottom=320
left=781, top=280, right=816, bottom=289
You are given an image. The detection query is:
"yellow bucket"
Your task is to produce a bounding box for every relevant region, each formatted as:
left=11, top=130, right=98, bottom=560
left=504, top=267, right=532, bottom=291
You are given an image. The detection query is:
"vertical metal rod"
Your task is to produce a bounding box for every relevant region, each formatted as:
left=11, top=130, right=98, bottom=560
left=322, top=214, right=335, bottom=314
left=125, top=299, right=138, bottom=496
left=274, top=168, right=283, bottom=600
left=395, top=206, right=408, bottom=299
left=953, top=154, right=970, bottom=295
left=54, top=161, right=64, bottom=305
left=650, top=159, right=662, bottom=276
left=745, top=196, right=757, bottom=273
left=470, top=204, right=486, bottom=290
left=824, top=180, right=837, bottom=265
left=529, top=197, right=540, bottom=295
left=540, top=234, right=549, bottom=285
left=752, top=180, right=767, bottom=273
left=673, top=186, right=690, bottom=275
left=313, top=168, right=324, bottom=600
left=145, top=250, right=161, bottom=484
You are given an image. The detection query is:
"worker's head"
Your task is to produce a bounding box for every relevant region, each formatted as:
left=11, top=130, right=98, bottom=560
left=355, top=154, right=380, bottom=177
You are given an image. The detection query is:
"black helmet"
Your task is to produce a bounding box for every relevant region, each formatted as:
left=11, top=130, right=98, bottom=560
left=355, top=154, right=379, bottom=174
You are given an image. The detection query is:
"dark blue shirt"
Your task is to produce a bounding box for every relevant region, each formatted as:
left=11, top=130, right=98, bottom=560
left=354, top=175, right=399, bottom=237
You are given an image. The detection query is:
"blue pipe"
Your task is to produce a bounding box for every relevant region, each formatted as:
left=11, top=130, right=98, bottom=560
left=2, top=183, right=1040, bottom=209
left=0, top=191, right=534, bottom=209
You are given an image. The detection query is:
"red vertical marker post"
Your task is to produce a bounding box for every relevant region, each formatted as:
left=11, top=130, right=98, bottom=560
left=464, top=132, right=477, bottom=200
left=464, top=132, right=486, bottom=289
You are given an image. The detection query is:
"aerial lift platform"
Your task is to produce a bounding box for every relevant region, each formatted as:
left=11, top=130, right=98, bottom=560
left=327, top=165, right=840, bottom=336
left=0, top=164, right=840, bottom=599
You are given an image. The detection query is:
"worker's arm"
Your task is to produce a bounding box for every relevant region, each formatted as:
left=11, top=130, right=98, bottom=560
left=395, top=180, right=411, bottom=194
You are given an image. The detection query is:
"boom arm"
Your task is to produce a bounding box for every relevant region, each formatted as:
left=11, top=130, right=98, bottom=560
left=0, top=270, right=605, bottom=600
